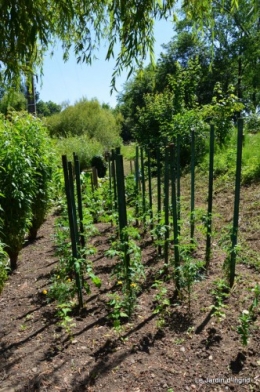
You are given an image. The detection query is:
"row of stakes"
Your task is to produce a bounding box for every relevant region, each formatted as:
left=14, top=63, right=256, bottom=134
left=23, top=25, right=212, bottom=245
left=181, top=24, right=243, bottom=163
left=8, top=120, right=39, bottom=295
left=62, top=120, right=244, bottom=308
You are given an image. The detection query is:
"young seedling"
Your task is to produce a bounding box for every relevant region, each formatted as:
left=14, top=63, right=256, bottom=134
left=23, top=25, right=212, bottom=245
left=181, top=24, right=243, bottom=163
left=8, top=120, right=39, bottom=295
left=237, top=283, right=260, bottom=346
left=210, top=279, right=230, bottom=321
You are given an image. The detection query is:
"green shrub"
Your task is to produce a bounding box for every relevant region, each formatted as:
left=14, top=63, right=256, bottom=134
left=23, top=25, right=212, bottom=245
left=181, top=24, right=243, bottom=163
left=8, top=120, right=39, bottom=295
left=245, top=114, right=260, bottom=134
left=0, top=113, right=53, bottom=269
left=16, top=115, right=54, bottom=241
left=46, top=98, right=122, bottom=150
left=199, top=129, right=260, bottom=185
left=241, top=133, right=260, bottom=184
left=54, top=135, right=104, bottom=171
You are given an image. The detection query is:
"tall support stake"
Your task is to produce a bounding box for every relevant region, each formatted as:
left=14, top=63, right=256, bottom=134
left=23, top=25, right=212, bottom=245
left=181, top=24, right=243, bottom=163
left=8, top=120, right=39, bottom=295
left=62, top=155, right=83, bottom=309
left=111, top=149, right=117, bottom=210
left=135, top=146, right=140, bottom=226
left=205, top=125, right=215, bottom=268
left=68, top=162, right=79, bottom=245
left=156, top=147, right=162, bottom=255
left=230, top=119, right=243, bottom=287
left=147, top=148, right=153, bottom=230
left=115, top=154, right=130, bottom=291
left=73, top=154, right=85, bottom=248
left=140, top=147, right=146, bottom=228
left=169, top=144, right=180, bottom=291
left=190, top=128, right=195, bottom=243
left=176, top=135, right=181, bottom=235
left=164, top=146, right=170, bottom=265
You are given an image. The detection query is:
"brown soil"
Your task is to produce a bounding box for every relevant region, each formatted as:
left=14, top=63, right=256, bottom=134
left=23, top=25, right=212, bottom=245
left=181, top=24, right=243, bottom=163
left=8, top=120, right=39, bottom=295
left=0, top=177, right=260, bottom=392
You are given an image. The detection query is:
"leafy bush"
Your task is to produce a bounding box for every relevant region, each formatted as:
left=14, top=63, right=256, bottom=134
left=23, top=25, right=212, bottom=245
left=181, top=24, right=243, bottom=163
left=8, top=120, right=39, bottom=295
left=0, top=113, right=54, bottom=269
left=46, top=98, right=122, bottom=150
left=54, top=135, right=104, bottom=171
left=19, top=116, right=54, bottom=240
left=199, top=129, right=260, bottom=184
left=171, top=109, right=209, bottom=167
left=241, top=133, right=260, bottom=184
left=201, top=84, right=244, bottom=145
left=0, top=90, right=27, bottom=114
left=244, top=114, right=260, bottom=134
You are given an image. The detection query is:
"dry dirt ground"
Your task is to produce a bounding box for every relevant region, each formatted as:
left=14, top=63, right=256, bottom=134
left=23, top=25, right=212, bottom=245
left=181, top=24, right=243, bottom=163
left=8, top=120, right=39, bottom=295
left=0, top=176, right=260, bottom=392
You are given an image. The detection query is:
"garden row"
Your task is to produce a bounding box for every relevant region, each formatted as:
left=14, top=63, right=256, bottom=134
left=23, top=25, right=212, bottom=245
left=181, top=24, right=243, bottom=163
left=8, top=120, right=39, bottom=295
left=51, top=119, right=259, bottom=341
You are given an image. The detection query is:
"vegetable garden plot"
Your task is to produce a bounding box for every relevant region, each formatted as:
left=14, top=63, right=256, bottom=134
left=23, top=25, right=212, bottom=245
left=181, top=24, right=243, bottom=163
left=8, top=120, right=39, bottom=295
left=1, top=123, right=260, bottom=391
left=56, top=119, right=258, bottom=340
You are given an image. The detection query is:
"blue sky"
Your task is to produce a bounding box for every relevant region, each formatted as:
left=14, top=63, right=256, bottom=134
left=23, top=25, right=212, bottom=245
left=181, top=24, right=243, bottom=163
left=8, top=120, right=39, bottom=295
left=39, top=19, right=175, bottom=108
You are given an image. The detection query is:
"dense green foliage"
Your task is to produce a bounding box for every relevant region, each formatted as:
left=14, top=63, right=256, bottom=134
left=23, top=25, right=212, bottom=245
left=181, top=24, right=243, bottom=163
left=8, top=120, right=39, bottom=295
left=54, top=135, right=105, bottom=172
left=36, top=100, right=62, bottom=117
left=46, top=98, right=121, bottom=143
left=0, top=90, right=27, bottom=114
left=200, top=130, right=260, bottom=184
left=46, top=98, right=122, bottom=172
left=1, top=0, right=257, bottom=89
left=117, top=2, right=257, bottom=163
left=0, top=113, right=54, bottom=269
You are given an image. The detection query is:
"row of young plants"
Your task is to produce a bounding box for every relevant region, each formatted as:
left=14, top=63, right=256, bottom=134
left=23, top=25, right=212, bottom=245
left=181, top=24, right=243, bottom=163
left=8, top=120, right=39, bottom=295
left=49, top=120, right=258, bottom=345
left=0, top=112, right=54, bottom=275
left=106, top=126, right=259, bottom=343
left=46, top=153, right=145, bottom=331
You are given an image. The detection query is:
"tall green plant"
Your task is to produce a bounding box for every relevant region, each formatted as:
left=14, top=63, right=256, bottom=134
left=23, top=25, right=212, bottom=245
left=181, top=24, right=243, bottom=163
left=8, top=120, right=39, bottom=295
left=18, top=115, right=54, bottom=240
left=0, top=113, right=53, bottom=269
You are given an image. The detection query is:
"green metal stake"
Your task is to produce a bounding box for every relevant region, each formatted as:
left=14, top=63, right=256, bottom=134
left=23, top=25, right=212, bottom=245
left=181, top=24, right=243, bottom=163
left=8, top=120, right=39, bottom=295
left=108, top=154, right=113, bottom=208
left=140, top=147, right=146, bottom=228
left=115, top=154, right=130, bottom=290
left=230, top=119, right=243, bottom=288
left=169, top=144, right=180, bottom=291
left=156, top=147, right=162, bottom=255
left=73, top=154, right=85, bottom=249
left=62, top=155, right=83, bottom=309
left=135, top=145, right=140, bottom=226
left=147, top=148, right=153, bottom=230
left=111, top=149, right=117, bottom=211
left=164, top=146, right=170, bottom=265
left=68, top=161, right=79, bottom=245
left=176, top=134, right=181, bottom=235
left=190, top=128, right=195, bottom=243
left=205, top=125, right=215, bottom=268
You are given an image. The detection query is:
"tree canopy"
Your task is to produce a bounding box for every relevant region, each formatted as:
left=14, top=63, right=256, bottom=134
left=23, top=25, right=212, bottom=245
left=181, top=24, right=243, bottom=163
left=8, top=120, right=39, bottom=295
left=0, top=0, right=255, bottom=88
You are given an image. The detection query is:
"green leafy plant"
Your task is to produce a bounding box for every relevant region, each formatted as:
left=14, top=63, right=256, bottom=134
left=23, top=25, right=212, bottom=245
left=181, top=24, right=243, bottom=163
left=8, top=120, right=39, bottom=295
left=0, top=114, right=36, bottom=269
left=0, top=113, right=54, bottom=268
left=107, top=292, right=129, bottom=330
left=106, top=226, right=144, bottom=328
left=56, top=302, right=76, bottom=335
left=150, top=214, right=169, bottom=247
left=20, top=115, right=54, bottom=241
left=210, top=279, right=230, bottom=321
left=152, top=279, right=170, bottom=327
left=237, top=284, right=260, bottom=346
left=176, top=253, right=204, bottom=311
